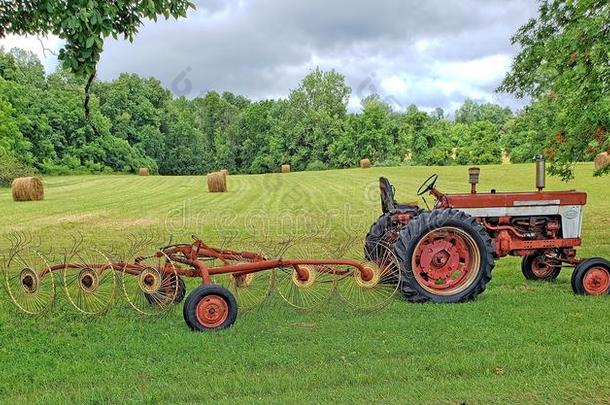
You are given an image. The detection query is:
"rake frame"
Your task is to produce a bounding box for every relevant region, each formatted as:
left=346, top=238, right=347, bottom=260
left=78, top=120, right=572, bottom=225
left=29, top=236, right=374, bottom=286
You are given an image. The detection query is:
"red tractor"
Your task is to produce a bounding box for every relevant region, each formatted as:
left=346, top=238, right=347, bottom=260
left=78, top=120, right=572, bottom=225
left=365, top=158, right=610, bottom=303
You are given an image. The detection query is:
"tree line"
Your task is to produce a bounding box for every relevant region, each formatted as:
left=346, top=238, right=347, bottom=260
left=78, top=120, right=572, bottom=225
left=1, top=1, right=607, bottom=185
left=0, top=47, right=585, bottom=185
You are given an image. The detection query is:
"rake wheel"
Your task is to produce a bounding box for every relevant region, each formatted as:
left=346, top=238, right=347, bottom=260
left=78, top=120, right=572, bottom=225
left=63, top=248, right=116, bottom=315
left=121, top=252, right=180, bottom=316
left=336, top=241, right=402, bottom=311
left=272, top=240, right=336, bottom=310
left=212, top=269, right=273, bottom=312
left=3, top=249, right=55, bottom=315
left=145, top=274, right=186, bottom=305
left=274, top=264, right=336, bottom=310
left=207, top=237, right=273, bottom=311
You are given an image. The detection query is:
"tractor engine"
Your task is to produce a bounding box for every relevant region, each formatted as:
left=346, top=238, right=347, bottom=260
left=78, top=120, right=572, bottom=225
left=433, top=160, right=585, bottom=264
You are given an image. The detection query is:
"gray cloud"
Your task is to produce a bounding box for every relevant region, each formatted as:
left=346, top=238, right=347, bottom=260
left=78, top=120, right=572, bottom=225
left=96, top=0, right=539, bottom=112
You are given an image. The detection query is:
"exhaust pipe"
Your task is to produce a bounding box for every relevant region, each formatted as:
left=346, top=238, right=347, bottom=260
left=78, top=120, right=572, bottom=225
left=535, top=156, right=545, bottom=192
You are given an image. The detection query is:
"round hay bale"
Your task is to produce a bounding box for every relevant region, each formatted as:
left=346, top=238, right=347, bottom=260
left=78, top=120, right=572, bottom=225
left=207, top=172, right=227, bottom=193
left=11, top=177, right=44, bottom=202
left=360, top=159, right=371, bottom=169
left=594, top=152, right=610, bottom=171
left=138, top=168, right=150, bottom=176
left=220, top=169, right=229, bottom=182
left=281, top=164, right=291, bottom=174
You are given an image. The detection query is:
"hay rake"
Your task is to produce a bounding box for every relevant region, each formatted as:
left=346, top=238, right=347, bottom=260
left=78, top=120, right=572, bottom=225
left=2, top=234, right=401, bottom=331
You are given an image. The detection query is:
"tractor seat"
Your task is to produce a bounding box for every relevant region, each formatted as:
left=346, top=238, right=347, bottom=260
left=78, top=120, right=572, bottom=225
left=396, top=203, right=419, bottom=211
left=380, top=177, right=422, bottom=215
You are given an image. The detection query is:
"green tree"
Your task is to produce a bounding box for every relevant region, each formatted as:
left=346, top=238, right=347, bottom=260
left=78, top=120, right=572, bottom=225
left=498, top=0, right=610, bottom=178
left=455, top=99, right=512, bottom=127
left=95, top=73, right=171, bottom=161
left=403, top=105, right=433, bottom=164
left=159, top=98, right=205, bottom=175
left=0, top=47, right=46, bottom=88
left=329, top=95, right=403, bottom=167
left=192, top=91, right=242, bottom=173
left=430, top=107, right=445, bottom=121
left=502, top=96, right=560, bottom=163
left=456, top=121, right=503, bottom=165
left=0, top=86, right=31, bottom=163
left=282, top=68, right=351, bottom=170
left=236, top=99, right=284, bottom=173
left=415, top=119, right=455, bottom=166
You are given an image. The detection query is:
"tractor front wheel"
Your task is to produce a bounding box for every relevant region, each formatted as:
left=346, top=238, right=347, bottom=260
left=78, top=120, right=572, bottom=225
left=183, top=284, right=238, bottom=331
left=521, top=254, right=561, bottom=281
left=571, top=258, right=610, bottom=296
left=395, top=209, right=495, bottom=303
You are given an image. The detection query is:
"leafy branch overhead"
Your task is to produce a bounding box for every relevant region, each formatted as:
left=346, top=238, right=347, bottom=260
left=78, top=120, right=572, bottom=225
left=1, top=1, right=195, bottom=77
left=498, top=0, right=610, bottom=179
left=0, top=0, right=195, bottom=133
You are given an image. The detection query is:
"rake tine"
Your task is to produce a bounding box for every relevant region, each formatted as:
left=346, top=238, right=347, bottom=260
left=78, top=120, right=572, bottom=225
left=61, top=237, right=117, bottom=316
left=207, top=233, right=273, bottom=312
left=3, top=235, right=56, bottom=316
left=335, top=239, right=401, bottom=312
left=273, top=238, right=336, bottom=310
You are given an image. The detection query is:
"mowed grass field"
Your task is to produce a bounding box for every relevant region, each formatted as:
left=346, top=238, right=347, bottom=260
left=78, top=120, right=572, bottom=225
left=0, top=163, right=609, bottom=404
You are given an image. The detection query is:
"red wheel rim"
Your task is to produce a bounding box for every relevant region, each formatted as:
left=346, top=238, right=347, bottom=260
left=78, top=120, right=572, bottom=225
left=583, top=267, right=610, bottom=296
left=412, top=227, right=481, bottom=295
left=195, top=294, right=229, bottom=328
left=531, top=257, right=556, bottom=279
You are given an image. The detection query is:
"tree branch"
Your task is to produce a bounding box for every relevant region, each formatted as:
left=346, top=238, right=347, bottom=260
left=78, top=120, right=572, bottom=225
left=84, top=70, right=100, bottom=137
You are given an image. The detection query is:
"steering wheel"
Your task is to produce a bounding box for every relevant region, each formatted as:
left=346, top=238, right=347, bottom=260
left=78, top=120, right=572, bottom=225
left=417, top=174, right=439, bottom=196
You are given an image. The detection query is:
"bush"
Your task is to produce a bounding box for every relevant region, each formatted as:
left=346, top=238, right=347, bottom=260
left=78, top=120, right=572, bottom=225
left=0, top=148, right=34, bottom=187
left=374, top=157, right=402, bottom=167
left=305, top=160, right=327, bottom=172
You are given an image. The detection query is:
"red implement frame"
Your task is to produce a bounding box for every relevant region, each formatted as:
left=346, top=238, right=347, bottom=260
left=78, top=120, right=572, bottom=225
left=38, top=237, right=372, bottom=283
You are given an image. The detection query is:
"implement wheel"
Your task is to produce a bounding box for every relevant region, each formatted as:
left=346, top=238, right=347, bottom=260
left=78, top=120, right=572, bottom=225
left=571, top=258, right=610, bottom=296
left=521, top=254, right=561, bottom=281
left=183, top=284, right=238, bottom=331
left=144, top=274, right=186, bottom=306
left=395, top=209, right=494, bottom=303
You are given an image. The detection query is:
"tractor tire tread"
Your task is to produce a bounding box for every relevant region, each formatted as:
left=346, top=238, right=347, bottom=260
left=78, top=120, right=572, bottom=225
left=364, top=213, right=394, bottom=261
left=395, top=209, right=495, bottom=303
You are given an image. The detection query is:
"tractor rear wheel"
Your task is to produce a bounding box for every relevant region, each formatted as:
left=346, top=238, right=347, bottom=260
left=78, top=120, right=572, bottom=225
left=183, top=284, right=238, bottom=331
left=395, top=209, right=494, bottom=303
left=571, top=258, right=610, bottom=296
left=364, top=213, right=396, bottom=261
left=521, top=254, right=561, bottom=281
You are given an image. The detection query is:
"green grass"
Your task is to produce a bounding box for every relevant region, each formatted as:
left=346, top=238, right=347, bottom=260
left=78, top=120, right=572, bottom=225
left=0, top=163, right=609, bottom=404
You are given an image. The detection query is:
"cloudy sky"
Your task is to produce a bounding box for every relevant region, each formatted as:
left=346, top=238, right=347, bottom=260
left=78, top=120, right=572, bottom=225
left=0, top=0, right=538, bottom=114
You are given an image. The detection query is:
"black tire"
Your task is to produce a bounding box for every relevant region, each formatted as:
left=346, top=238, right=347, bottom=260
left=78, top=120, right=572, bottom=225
left=521, top=254, right=561, bottom=281
left=145, top=275, right=186, bottom=305
left=571, top=257, right=610, bottom=296
left=183, top=284, right=238, bottom=331
left=364, top=213, right=395, bottom=261
left=395, top=209, right=495, bottom=303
